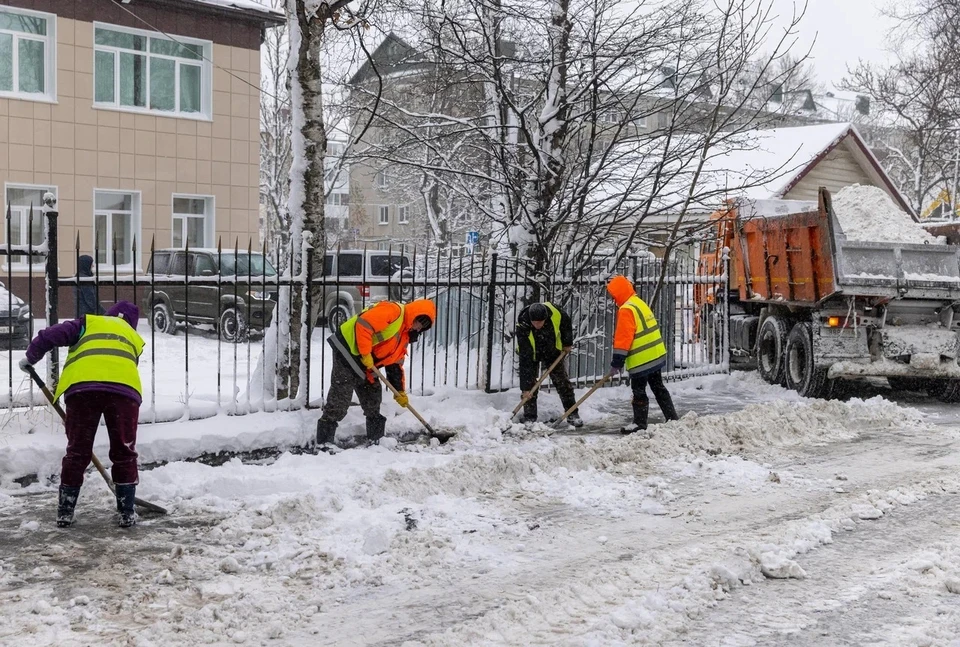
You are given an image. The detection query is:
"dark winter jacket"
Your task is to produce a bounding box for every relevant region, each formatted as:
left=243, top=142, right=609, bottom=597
left=27, top=301, right=142, bottom=404
left=516, top=303, right=574, bottom=391
left=75, top=255, right=104, bottom=319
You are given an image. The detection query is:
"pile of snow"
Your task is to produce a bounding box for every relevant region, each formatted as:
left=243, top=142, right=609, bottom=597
left=832, top=184, right=940, bottom=245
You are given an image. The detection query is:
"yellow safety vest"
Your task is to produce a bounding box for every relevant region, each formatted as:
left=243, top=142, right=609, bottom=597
left=526, top=302, right=564, bottom=359
left=55, top=315, right=145, bottom=399
left=339, top=303, right=405, bottom=357
left=622, top=295, right=667, bottom=374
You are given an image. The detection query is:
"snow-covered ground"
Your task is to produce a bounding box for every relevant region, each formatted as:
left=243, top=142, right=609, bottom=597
left=3, top=372, right=960, bottom=645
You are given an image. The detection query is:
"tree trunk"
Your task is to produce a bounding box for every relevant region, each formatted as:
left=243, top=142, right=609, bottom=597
left=278, top=0, right=328, bottom=401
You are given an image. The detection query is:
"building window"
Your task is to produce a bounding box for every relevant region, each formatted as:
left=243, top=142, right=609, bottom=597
left=172, top=195, right=213, bottom=248
left=4, top=184, right=52, bottom=267
left=325, top=192, right=349, bottom=206
left=0, top=8, right=56, bottom=101
left=375, top=170, right=388, bottom=189
left=398, top=205, right=410, bottom=224
left=93, top=24, right=210, bottom=119
left=94, top=190, right=141, bottom=268
left=378, top=205, right=390, bottom=225
left=600, top=109, right=623, bottom=124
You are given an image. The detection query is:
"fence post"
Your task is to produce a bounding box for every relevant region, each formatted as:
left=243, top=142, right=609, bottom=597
left=43, top=195, right=59, bottom=388
left=303, top=238, right=314, bottom=408
left=722, top=246, right=731, bottom=373
left=484, top=252, right=498, bottom=393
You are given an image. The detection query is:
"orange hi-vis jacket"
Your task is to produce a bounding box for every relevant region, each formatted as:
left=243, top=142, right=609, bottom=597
left=607, top=275, right=667, bottom=376
left=330, top=299, right=436, bottom=390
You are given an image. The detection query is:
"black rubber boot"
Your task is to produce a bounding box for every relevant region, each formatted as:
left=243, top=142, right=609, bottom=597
left=659, top=395, right=679, bottom=422
left=366, top=414, right=387, bottom=444
left=521, top=400, right=538, bottom=424
left=316, top=419, right=338, bottom=446
left=115, top=484, right=137, bottom=528
left=57, top=485, right=81, bottom=528
left=622, top=399, right=649, bottom=435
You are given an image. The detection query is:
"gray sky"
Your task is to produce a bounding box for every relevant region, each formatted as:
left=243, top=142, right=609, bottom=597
left=770, top=0, right=899, bottom=89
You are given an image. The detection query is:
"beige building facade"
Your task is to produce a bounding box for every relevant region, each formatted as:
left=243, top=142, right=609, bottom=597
left=0, top=0, right=281, bottom=289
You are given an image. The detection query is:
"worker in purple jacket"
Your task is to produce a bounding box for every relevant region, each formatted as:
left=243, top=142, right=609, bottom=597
left=20, top=301, right=145, bottom=528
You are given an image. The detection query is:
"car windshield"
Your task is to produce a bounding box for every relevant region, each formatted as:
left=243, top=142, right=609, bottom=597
left=219, top=253, right=277, bottom=277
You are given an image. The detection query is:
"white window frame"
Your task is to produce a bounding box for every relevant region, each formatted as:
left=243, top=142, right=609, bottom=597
left=633, top=114, right=647, bottom=129
left=398, top=205, right=410, bottom=224
left=375, top=170, right=389, bottom=189
left=171, top=193, right=215, bottom=249
left=93, top=189, right=142, bottom=271
left=3, top=182, right=54, bottom=271
left=378, top=205, right=390, bottom=226
left=92, top=21, right=212, bottom=120
left=0, top=7, right=56, bottom=102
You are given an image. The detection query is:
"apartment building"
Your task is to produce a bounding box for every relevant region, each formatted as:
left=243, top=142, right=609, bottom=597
left=0, top=0, right=282, bottom=305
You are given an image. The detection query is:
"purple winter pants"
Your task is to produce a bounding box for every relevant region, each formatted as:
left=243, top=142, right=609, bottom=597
left=62, top=391, right=140, bottom=487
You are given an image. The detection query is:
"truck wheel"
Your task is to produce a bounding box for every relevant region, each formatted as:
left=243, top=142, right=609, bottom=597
left=757, top=316, right=789, bottom=385
left=784, top=322, right=833, bottom=398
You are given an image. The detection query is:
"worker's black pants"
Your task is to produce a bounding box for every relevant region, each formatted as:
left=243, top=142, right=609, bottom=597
left=320, top=351, right=386, bottom=437
left=630, top=369, right=679, bottom=429
left=524, top=360, right=578, bottom=421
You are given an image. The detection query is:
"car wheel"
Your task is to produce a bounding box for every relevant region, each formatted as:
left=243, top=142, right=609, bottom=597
left=327, top=303, right=351, bottom=330
left=390, top=268, right=415, bottom=301
left=219, top=307, right=248, bottom=343
left=151, top=302, right=177, bottom=335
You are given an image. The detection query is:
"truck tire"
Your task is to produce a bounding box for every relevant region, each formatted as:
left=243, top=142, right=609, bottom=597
left=757, top=316, right=789, bottom=385
left=784, top=322, right=834, bottom=398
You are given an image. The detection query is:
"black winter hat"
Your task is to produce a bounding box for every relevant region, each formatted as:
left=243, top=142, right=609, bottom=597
left=413, top=314, right=432, bottom=331
left=528, top=303, right=549, bottom=322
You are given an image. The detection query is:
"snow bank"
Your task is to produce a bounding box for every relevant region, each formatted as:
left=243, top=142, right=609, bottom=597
left=833, top=184, right=939, bottom=245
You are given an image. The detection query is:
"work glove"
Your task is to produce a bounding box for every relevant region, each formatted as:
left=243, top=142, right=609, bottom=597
left=18, top=358, right=32, bottom=374
left=521, top=391, right=531, bottom=401
left=394, top=391, right=409, bottom=408
left=360, top=354, right=375, bottom=370
left=610, top=355, right=625, bottom=375
left=366, top=369, right=376, bottom=385
left=562, top=346, right=573, bottom=353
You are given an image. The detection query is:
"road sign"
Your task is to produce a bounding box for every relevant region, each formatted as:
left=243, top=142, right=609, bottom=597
left=466, top=231, right=480, bottom=245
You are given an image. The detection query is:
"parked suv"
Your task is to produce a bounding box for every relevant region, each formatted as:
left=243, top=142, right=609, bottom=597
left=143, top=249, right=278, bottom=342
left=314, top=250, right=413, bottom=329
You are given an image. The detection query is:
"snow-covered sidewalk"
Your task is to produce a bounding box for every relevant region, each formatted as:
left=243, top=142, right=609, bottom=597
left=3, top=373, right=960, bottom=645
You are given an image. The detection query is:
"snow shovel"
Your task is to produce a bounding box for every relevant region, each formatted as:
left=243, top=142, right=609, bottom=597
left=26, top=366, right=168, bottom=515
left=511, top=349, right=571, bottom=419
left=372, top=367, right=455, bottom=443
left=552, top=371, right=615, bottom=427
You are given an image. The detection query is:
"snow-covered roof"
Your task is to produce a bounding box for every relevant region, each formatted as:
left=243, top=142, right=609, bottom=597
left=702, top=122, right=851, bottom=200
left=698, top=122, right=912, bottom=213
left=184, top=0, right=285, bottom=22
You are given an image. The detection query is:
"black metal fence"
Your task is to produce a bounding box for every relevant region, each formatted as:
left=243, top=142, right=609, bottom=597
left=0, top=215, right=728, bottom=421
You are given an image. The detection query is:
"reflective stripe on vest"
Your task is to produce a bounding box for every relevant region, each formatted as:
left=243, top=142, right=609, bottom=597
left=339, top=303, right=406, bottom=357
left=55, top=315, right=145, bottom=399
left=622, top=295, right=666, bottom=373
left=526, top=302, right=563, bottom=358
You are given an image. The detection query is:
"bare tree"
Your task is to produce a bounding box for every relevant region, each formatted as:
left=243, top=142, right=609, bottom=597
left=844, top=0, right=960, bottom=214
left=345, top=0, right=811, bottom=302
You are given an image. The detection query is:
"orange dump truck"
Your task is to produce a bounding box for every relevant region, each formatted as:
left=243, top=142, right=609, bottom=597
left=697, top=186, right=960, bottom=399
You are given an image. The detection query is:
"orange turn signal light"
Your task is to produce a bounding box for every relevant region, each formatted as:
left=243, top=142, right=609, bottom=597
left=827, top=316, right=841, bottom=328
